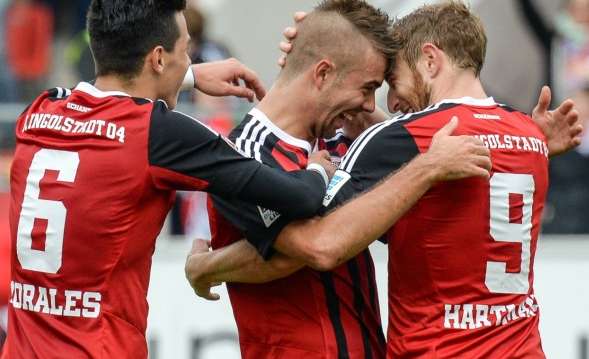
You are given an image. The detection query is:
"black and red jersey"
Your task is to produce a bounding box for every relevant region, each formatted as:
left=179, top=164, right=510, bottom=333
left=325, top=97, right=548, bottom=358
left=4, top=83, right=326, bottom=359
left=210, top=108, right=385, bottom=359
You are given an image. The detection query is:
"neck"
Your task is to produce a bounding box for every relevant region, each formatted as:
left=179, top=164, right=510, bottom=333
left=429, top=69, right=487, bottom=105
left=94, top=74, right=157, bottom=100
left=256, top=78, right=318, bottom=143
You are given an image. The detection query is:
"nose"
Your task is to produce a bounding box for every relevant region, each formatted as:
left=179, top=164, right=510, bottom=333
left=388, top=93, right=400, bottom=113
left=362, top=92, right=376, bottom=113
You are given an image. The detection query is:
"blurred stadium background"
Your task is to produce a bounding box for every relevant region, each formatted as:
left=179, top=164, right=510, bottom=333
left=0, top=0, right=588, bottom=358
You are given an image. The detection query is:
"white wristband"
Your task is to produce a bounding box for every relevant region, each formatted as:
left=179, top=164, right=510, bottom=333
left=306, top=163, right=329, bottom=188
left=181, top=67, right=196, bottom=91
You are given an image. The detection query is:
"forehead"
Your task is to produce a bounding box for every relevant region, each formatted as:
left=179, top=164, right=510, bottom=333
left=390, top=56, right=412, bottom=79
left=347, top=46, right=387, bottom=82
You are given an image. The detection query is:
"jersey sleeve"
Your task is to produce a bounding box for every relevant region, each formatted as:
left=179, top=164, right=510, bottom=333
left=321, top=120, right=421, bottom=213
left=212, top=120, right=422, bottom=259
left=147, top=101, right=326, bottom=218
left=210, top=195, right=291, bottom=259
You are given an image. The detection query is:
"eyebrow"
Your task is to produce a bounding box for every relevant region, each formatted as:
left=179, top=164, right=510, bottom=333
left=365, top=80, right=383, bottom=88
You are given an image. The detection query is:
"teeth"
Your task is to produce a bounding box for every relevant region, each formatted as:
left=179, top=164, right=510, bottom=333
left=342, top=113, right=353, bottom=121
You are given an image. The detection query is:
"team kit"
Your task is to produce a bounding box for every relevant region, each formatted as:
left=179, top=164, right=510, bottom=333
left=2, top=0, right=583, bottom=358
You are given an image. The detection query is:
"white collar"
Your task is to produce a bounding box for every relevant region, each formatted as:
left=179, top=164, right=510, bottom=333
left=74, top=82, right=132, bottom=98
left=249, top=108, right=313, bottom=153
left=438, top=96, right=497, bottom=107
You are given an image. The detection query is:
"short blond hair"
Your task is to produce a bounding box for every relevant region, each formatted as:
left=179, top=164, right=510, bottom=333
left=282, top=0, right=397, bottom=80
left=391, top=1, right=487, bottom=76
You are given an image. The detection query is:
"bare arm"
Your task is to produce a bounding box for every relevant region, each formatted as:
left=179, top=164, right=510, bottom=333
left=186, top=239, right=304, bottom=287
left=274, top=118, right=491, bottom=271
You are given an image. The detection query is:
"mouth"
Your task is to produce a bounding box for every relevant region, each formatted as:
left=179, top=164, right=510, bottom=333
left=337, top=112, right=354, bottom=123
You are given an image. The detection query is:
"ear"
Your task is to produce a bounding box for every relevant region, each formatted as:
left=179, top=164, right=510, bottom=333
left=419, top=42, right=443, bottom=79
left=149, top=46, right=166, bottom=75
left=312, top=59, right=336, bottom=90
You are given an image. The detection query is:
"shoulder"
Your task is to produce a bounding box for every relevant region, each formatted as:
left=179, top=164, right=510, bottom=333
left=149, top=100, right=219, bottom=138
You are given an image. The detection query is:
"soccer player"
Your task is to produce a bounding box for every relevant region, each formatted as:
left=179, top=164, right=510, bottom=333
left=206, top=3, right=393, bottom=357
left=187, top=2, right=583, bottom=358
left=2, top=0, right=338, bottom=357
left=195, top=1, right=492, bottom=358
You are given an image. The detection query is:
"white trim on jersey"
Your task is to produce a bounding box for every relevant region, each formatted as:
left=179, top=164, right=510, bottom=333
left=75, top=82, right=133, bottom=99
left=340, top=120, right=395, bottom=173
left=249, top=108, right=312, bottom=153
left=340, top=97, right=496, bottom=173
left=235, top=117, right=261, bottom=161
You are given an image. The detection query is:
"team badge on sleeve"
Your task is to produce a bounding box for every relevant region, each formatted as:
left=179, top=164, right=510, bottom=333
left=323, top=169, right=351, bottom=206
left=257, top=206, right=281, bottom=228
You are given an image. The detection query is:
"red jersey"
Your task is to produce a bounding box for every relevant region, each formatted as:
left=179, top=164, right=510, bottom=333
left=209, top=108, right=385, bottom=359
left=326, top=97, right=548, bottom=358
left=4, top=83, right=326, bottom=358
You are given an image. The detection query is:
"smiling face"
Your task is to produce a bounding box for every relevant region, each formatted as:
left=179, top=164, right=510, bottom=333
left=386, top=56, right=431, bottom=114
left=315, top=47, right=387, bottom=138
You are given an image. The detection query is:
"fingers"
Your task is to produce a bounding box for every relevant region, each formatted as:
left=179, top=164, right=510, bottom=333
left=317, top=150, right=331, bottom=161
left=566, top=108, right=580, bottom=126
left=278, top=55, right=287, bottom=68
left=556, top=99, right=575, bottom=117
left=433, top=116, right=459, bottom=139
left=283, top=26, right=297, bottom=40
left=534, top=85, right=551, bottom=114
left=279, top=41, right=293, bottom=54
left=195, top=287, right=220, bottom=301
left=294, top=11, right=307, bottom=22
left=190, top=238, right=210, bottom=255
left=235, top=65, right=266, bottom=101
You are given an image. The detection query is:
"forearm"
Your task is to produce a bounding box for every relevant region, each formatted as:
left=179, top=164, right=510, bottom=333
left=187, top=240, right=304, bottom=284
left=275, top=154, right=437, bottom=270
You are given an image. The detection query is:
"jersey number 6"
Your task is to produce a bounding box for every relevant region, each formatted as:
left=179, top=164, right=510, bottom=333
left=16, top=149, right=79, bottom=274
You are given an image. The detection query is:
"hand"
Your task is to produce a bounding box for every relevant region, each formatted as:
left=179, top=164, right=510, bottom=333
left=191, top=58, right=266, bottom=102
left=425, top=117, right=491, bottom=181
left=185, top=239, right=221, bottom=301
left=278, top=12, right=307, bottom=68
left=308, top=150, right=337, bottom=179
left=531, top=86, right=583, bottom=157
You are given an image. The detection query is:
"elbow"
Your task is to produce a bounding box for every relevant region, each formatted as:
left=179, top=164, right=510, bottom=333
left=279, top=219, right=341, bottom=271
left=298, top=232, right=341, bottom=271
left=306, top=245, right=341, bottom=271
left=308, top=254, right=339, bottom=272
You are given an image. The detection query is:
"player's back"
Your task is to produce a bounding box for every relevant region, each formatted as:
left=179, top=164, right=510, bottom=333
left=6, top=84, right=176, bottom=358
left=385, top=98, right=548, bottom=358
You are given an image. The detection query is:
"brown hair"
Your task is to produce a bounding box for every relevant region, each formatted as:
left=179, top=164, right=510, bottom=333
left=391, top=1, right=487, bottom=76
left=281, top=0, right=397, bottom=80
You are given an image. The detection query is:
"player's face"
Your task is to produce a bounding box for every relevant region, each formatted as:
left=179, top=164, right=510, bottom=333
left=318, top=50, right=386, bottom=138
left=386, top=57, right=431, bottom=113
left=158, top=12, right=192, bottom=109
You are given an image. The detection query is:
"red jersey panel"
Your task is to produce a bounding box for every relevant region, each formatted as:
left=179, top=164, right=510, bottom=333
left=209, top=108, right=385, bottom=359
left=5, top=83, right=326, bottom=359
left=330, top=97, right=548, bottom=358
